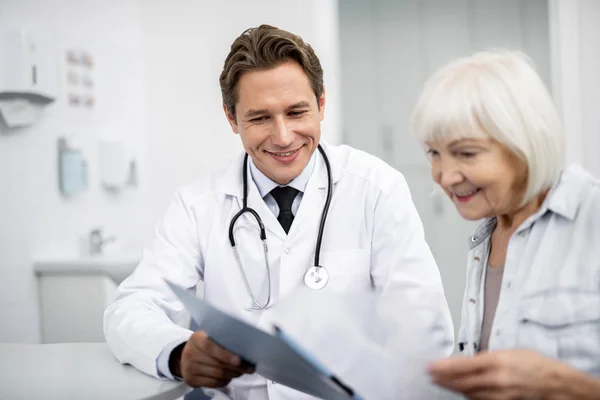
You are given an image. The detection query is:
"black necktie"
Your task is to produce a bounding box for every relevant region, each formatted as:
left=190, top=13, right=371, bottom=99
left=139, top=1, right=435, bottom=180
left=270, top=186, right=299, bottom=234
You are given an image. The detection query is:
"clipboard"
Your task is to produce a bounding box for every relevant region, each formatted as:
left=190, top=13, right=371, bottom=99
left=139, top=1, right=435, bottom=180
left=165, top=280, right=362, bottom=400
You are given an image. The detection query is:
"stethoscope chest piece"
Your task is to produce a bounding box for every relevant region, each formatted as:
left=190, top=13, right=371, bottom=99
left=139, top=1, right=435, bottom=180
left=303, top=265, right=329, bottom=290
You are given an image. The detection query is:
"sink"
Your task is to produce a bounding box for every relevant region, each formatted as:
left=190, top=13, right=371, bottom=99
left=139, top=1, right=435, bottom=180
left=34, top=254, right=141, bottom=284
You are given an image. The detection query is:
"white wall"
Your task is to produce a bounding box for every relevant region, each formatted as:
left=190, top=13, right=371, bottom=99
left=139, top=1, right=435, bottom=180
left=0, top=0, right=341, bottom=343
left=579, top=1, right=600, bottom=177
left=139, top=0, right=342, bottom=217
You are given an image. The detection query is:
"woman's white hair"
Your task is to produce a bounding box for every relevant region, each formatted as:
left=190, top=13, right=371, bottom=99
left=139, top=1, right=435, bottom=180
left=410, top=50, right=564, bottom=205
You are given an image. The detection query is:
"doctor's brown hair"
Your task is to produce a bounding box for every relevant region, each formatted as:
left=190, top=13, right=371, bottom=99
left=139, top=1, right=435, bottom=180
left=219, top=24, right=324, bottom=120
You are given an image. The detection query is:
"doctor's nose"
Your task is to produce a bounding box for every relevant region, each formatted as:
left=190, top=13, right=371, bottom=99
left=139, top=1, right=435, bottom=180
left=271, top=117, right=294, bottom=147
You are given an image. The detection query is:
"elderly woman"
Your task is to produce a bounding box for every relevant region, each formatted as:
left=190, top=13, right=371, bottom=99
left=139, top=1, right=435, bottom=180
left=410, top=50, right=600, bottom=399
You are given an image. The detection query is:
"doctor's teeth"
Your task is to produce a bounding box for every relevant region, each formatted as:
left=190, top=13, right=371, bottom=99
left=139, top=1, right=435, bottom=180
left=275, top=151, right=294, bottom=156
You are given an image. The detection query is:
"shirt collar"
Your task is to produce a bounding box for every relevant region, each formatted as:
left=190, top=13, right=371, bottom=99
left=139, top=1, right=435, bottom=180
left=544, top=164, right=589, bottom=220
left=468, top=164, right=591, bottom=250
left=249, top=151, right=317, bottom=198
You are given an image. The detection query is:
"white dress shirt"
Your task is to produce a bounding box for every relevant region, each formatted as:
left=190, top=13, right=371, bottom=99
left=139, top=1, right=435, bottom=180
left=249, top=150, right=316, bottom=216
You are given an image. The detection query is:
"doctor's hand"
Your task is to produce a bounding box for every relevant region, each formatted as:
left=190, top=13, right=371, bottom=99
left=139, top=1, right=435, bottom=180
left=173, top=331, right=255, bottom=388
left=427, top=349, right=561, bottom=400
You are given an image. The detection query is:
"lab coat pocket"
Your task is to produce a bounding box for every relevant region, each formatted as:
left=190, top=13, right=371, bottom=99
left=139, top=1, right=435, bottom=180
left=319, top=248, right=371, bottom=293
left=518, top=290, right=600, bottom=374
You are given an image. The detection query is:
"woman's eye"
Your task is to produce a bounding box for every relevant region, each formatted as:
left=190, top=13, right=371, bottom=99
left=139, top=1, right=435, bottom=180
left=459, top=151, right=476, bottom=158
left=426, top=149, right=440, bottom=157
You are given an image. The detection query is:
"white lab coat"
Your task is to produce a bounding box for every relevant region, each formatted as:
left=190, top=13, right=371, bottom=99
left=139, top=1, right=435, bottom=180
left=104, top=141, right=453, bottom=400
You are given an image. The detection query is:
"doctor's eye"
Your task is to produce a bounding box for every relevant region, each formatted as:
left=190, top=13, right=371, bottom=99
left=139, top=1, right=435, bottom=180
left=249, top=116, right=269, bottom=123
left=288, top=110, right=308, bottom=118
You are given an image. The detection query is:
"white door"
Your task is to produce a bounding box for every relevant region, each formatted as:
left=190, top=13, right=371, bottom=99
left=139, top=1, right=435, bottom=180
left=339, top=0, right=551, bottom=337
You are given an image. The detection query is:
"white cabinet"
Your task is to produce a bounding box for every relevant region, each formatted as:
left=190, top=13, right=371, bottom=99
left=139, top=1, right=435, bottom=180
left=35, top=255, right=140, bottom=343
left=37, top=274, right=118, bottom=343
left=339, top=0, right=551, bottom=335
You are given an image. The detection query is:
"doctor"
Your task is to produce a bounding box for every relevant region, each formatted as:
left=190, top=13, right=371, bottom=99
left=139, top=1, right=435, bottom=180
left=104, top=24, right=453, bottom=399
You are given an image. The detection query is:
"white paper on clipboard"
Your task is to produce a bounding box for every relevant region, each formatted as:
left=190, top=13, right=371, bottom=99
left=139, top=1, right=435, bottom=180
left=165, top=280, right=363, bottom=400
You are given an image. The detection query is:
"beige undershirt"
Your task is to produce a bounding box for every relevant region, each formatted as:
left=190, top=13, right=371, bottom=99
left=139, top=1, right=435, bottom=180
left=479, top=264, right=505, bottom=352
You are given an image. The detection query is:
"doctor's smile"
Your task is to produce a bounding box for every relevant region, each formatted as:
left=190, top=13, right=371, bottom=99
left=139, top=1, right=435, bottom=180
left=264, top=146, right=303, bottom=165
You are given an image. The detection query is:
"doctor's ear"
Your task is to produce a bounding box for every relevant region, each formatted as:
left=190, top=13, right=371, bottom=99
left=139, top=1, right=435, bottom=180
left=223, top=104, right=240, bottom=134
left=318, top=88, right=326, bottom=121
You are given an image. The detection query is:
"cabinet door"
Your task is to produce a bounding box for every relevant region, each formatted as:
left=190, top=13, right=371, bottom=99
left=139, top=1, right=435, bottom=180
left=339, top=0, right=383, bottom=159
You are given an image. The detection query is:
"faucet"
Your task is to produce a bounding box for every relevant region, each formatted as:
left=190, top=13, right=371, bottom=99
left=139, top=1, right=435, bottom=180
left=89, top=228, right=116, bottom=256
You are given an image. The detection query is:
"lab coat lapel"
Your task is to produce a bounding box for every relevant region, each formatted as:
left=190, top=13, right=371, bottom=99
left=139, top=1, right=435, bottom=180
left=218, top=152, right=245, bottom=200
left=292, top=141, right=342, bottom=230
left=291, top=156, right=326, bottom=232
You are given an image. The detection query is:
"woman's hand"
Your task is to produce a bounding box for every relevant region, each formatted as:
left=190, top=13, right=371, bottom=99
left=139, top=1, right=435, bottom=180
left=427, top=349, right=559, bottom=399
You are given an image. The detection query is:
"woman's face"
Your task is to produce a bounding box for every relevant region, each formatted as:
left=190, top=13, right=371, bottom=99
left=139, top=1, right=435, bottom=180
left=426, top=137, right=527, bottom=220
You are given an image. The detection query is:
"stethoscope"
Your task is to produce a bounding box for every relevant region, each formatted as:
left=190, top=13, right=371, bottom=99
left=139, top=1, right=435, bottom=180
left=228, top=145, right=332, bottom=310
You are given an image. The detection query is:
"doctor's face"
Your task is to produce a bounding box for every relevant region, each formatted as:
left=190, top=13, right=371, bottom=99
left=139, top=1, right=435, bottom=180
left=427, top=137, right=527, bottom=220
left=224, top=61, right=325, bottom=185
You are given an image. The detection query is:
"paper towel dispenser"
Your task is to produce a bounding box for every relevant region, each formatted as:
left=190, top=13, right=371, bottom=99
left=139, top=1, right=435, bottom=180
left=0, top=28, right=58, bottom=102
left=0, top=28, right=58, bottom=127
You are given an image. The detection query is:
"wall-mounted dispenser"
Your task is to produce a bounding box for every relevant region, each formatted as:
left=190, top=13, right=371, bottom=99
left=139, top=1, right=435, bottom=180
left=58, top=138, right=88, bottom=198
left=0, top=28, right=58, bottom=127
